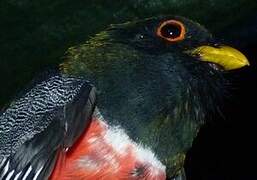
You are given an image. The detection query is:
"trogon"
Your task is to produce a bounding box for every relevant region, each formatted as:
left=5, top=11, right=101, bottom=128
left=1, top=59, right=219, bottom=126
left=0, top=15, right=249, bottom=180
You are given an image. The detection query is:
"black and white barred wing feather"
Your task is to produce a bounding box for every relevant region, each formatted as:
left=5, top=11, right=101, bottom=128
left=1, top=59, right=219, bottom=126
left=0, top=72, right=96, bottom=180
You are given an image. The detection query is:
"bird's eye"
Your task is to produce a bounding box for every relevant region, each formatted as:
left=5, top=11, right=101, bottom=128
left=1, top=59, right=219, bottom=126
left=156, top=20, right=185, bottom=42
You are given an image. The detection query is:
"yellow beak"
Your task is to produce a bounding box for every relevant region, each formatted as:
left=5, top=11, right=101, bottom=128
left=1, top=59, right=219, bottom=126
left=188, top=45, right=250, bottom=70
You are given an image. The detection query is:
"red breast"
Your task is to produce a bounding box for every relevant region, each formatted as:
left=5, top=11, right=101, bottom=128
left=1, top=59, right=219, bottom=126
left=50, top=115, right=166, bottom=180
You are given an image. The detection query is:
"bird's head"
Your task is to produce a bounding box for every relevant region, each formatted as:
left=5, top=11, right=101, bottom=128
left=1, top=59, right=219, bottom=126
left=106, top=15, right=249, bottom=71
left=61, top=15, right=249, bottom=178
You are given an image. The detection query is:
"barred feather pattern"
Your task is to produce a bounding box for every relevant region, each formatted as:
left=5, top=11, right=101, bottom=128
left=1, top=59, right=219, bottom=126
left=0, top=74, right=87, bottom=156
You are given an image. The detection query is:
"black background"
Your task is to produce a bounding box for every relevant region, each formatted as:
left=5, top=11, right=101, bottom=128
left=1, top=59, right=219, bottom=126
left=186, top=43, right=257, bottom=180
left=186, top=16, right=257, bottom=179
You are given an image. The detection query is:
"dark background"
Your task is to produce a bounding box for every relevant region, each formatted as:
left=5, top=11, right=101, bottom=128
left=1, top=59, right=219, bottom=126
left=0, top=0, right=256, bottom=179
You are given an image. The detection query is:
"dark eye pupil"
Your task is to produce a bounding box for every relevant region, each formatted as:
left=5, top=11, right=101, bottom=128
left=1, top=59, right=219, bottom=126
left=160, top=24, right=181, bottom=39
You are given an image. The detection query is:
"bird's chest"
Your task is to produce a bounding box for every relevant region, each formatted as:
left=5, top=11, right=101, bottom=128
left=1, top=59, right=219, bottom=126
left=50, top=112, right=166, bottom=180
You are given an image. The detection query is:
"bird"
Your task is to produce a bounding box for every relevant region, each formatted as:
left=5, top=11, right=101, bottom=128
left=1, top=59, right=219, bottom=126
left=0, top=15, right=249, bottom=180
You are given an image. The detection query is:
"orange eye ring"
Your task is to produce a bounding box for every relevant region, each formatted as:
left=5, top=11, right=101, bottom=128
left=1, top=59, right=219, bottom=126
left=156, top=20, right=186, bottom=42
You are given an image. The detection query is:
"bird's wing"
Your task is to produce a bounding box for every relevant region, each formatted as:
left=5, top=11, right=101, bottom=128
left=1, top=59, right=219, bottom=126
left=0, top=71, right=96, bottom=180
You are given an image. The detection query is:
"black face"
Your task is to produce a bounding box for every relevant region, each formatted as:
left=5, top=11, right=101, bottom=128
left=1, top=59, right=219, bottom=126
left=108, top=15, right=214, bottom=54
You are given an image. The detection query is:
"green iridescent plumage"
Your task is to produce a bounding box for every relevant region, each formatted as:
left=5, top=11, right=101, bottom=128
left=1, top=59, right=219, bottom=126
left=61, top=15, right=226, bottom=178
